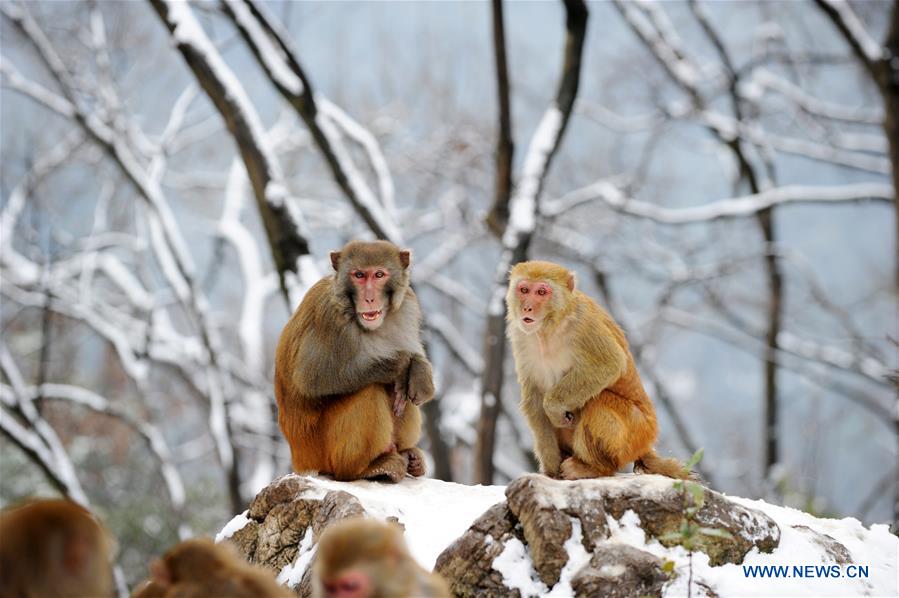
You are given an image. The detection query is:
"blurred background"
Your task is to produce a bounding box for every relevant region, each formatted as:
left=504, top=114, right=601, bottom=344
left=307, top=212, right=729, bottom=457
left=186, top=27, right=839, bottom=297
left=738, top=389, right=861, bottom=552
left=1, top=0, right=895, bottom=588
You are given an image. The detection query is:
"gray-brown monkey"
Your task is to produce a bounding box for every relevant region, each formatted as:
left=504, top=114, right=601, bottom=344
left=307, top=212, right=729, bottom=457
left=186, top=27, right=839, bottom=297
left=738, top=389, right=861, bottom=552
left=274, top=240, right=435, bottom=482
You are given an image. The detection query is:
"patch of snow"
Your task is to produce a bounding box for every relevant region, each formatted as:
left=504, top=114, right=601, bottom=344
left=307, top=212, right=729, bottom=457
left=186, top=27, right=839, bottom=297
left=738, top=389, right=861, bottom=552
left=492, top=537, right=549, bottom=597
left=304, top=476, right=506, bottom=570
left=223, top=0, right=302, bottom=95
left=278, top=527, right=316, bottom=588
left=216, top=510, right=251, bottom=542
left=546, top=518, right=592, bottom=596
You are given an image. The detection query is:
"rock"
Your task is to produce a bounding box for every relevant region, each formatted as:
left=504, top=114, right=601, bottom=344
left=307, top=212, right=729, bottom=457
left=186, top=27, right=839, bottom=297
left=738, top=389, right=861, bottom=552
left=433, top=502, right=523, bottom=598
left=506, top=476, right=573, bottom=586
left=224, top=474, right=369, bottom=596
left=434, top=473, right=781, bottom=597
left=791, top=525, right=851, bottom=564
left=571, top=543, right=669, bottom=598
left=223, top=472, right=783, bottom=597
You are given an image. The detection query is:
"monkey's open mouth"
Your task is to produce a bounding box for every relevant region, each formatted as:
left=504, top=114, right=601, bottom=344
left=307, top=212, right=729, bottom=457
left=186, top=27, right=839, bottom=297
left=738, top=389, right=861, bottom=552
left=360, top=310, right=382, bottom=321
left=522, top=317, right=535, bottom=324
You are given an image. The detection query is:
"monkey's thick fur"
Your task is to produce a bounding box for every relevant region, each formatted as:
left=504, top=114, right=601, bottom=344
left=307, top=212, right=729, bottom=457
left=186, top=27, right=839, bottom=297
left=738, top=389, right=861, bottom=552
left=313, top=519, right=450, bottom=598
left=274, top=241, right=433, bottom=482
left=507, top=260, right=690, bottom=480
left=0, top=499, right=114, bottom=598
left=133, top=538, right=291, bottom=598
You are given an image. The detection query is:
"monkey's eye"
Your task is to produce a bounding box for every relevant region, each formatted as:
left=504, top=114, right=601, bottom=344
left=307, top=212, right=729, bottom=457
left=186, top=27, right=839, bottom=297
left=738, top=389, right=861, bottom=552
left=353, top=271, right=365, bottom=279
left=519, top=286, right=528, bottom=294
left=374, top=270, right=385, bottom=278
left=340, top=579, right=360, bottom=592
left=537, top=288, right=547, bottom=296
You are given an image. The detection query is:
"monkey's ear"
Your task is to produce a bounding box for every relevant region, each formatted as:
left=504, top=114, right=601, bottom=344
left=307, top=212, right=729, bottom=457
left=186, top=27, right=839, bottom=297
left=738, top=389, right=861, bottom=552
left=149, top=558, right=171, bottom=587
left=329, top=251, right=341, bottom=272
left=399, top=250, right=411, bottom=269
left=566, top=272, right=576, bottom=292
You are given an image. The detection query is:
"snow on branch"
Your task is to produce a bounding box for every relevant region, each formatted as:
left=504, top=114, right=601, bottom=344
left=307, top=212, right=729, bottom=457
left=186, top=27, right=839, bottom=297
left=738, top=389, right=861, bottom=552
left=0, top=343, right=88, bottom=505
left=581, top=180, right=891, bottom=224
left=748, top=68, right=884, bottom=125
left=612, top=0, right=701, bottom=99
left=426, top=314, right=485, bottom=376
left=316, top=96, right=398, bottom=220
left=220, top=0, right=403, bottom=244
left=149, top=0, right=318, bottom=305
left=813, top=0, right=885, bottom=72
left=1, top=382, right=188, bottom=525
left=0, top=60, right=75, bottom=118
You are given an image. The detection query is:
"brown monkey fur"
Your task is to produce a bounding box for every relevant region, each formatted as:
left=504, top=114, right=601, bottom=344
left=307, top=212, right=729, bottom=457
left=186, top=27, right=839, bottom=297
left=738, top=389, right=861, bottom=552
left=132, top=537, right=291, bottom=598
left=506, top=260, right=691, bottom=480
left=312, top=518, right=449, bottom=598
left=274, top=240, right=435, bottom=482
left=0, top=498, right=114, bottom=598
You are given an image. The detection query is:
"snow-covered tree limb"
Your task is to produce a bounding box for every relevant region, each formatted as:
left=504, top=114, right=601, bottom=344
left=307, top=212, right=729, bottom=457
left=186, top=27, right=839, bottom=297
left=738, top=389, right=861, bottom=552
left=220, top=0, right=403, bottom=243
left=0, top=383, right=190, bottom=537
left=0, top=342, right=88, bottom=505
left=148, top=0, right=318, bottom=306
left=566, top=180, right=892, bottom=224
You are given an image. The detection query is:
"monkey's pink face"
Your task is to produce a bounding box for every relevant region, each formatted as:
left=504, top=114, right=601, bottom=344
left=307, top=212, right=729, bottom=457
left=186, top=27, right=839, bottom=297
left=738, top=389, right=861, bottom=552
left=513, top=279, right=553, bottom=333
left=322, top=570, right=371, bottom=598
left=350, top=267, right=391, bottom=330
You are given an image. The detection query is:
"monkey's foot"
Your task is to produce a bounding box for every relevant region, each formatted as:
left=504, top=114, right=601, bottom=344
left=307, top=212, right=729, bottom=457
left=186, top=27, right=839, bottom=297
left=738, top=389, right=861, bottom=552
left=560, top=457, right=609, bottom=480
left=400, top=448, right=426, bottom=477
left=360, top=452, right=407, bottom=483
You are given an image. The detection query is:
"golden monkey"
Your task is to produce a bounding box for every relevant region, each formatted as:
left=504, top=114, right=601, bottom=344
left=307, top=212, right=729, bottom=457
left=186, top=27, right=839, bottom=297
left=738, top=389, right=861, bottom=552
left=132, top=538, right=291, bottom=598
left=274, top=240, right=435, bottom=482
left=506, top=260, right=690, bottom=480
left=0, top=498, right=114, bottom=598
left=313, top=519, right=450, bottom=598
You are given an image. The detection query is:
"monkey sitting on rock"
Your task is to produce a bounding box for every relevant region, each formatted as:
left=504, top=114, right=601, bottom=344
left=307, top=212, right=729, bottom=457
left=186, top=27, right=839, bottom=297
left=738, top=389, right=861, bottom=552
left=506, top=260, right=693, bottom=481
left=274, top=240, right=435, bottom=482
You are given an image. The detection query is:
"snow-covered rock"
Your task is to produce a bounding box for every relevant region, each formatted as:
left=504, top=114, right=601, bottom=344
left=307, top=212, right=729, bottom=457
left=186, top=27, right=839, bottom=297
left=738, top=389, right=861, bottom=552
left=218, top=473, right=898, bottom=597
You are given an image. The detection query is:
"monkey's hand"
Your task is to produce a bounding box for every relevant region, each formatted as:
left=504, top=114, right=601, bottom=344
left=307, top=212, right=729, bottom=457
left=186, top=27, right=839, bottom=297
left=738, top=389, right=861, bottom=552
left=544, top=401, right=577, bottom=428
left=393, top=355, right=434, bottom=417
left=405, top=355, right=435, bottom=406
left=392, top=390, right=407, bottom=418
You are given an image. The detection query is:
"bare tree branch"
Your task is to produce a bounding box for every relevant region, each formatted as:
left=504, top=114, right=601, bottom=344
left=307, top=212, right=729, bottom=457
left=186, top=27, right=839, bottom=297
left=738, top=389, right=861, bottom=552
left=475, top=0, right=589, bottom=484
left=147, top=0, right=318, bottom=306
left=485, top=0, right=515, bottom=236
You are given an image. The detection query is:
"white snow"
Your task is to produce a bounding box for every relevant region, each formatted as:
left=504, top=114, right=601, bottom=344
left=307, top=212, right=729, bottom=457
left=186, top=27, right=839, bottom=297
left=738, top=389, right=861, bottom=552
left=818, top=0, right=884, bottom=63
left=301, top=476, right=505, bottom=571
left=278, top=528, right=316, bottom=588
left=245, top=475, right=899, bottom=597
left=216, top=510, right=251, bottom=542
left=504, top=105, right=563, bottom=247
left=493, top=537, right=549, bottom=596
left=223, top=0, right=303, bottom=96
left=546, top=518, right=592, bottom=597
left=591, top=182, right=893, bottom=224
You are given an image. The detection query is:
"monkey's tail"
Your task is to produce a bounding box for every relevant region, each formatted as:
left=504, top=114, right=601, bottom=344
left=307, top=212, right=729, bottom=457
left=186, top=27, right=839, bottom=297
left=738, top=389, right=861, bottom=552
left=634, top=449, right=694, bottom=480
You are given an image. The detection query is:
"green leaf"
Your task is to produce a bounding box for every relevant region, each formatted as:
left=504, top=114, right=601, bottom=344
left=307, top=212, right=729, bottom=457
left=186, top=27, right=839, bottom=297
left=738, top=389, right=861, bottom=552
left=698, top=527, right=734, bottom=539
left=659, top=532, right=684, bottom=542
left=687, top=482, right=705, bottom=508
left=662, top=560, right=676, bottom=573
left=684, top=448, right=704, bottom=471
